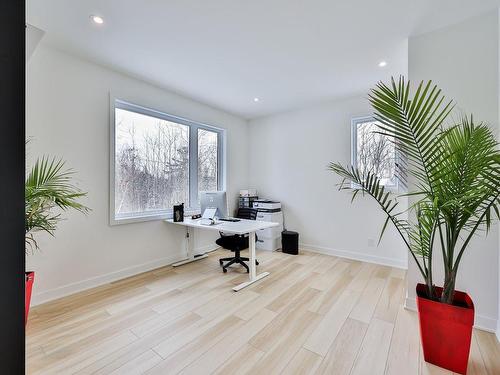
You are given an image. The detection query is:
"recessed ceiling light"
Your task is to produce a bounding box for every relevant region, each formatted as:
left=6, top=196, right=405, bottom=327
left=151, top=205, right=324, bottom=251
left=253, top=97, right=260, bottom=102
left=378, top=61, right=387, bottom=67
left=90, top=15, right=104, bottom=25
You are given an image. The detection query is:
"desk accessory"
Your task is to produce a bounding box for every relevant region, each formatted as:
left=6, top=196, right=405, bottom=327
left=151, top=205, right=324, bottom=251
left=173, top=203, right=184, bottom=222
left=200, top=207, right=217, bottom=225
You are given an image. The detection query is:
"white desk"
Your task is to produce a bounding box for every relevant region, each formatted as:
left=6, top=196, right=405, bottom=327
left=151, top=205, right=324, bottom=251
left=165, top=218, right=279, bottom=291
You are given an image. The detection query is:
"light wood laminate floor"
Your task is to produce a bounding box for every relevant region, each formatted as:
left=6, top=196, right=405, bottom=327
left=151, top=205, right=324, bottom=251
left=27, top=250, right=500, bottom=374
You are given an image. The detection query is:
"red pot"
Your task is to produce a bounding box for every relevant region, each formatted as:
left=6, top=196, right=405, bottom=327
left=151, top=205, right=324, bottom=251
left=416, top=283, right=474, bottom=374
left=25, top=271, right=35, bottom=325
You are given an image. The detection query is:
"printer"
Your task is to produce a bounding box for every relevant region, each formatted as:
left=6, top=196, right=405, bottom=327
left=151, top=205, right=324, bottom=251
left=252, top=200, right=283, bottom=251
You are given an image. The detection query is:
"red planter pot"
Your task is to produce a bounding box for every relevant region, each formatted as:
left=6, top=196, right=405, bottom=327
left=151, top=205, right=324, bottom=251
left=416, top=283, right=474, bottom=374
left=25, top=271, right=35, bottom=325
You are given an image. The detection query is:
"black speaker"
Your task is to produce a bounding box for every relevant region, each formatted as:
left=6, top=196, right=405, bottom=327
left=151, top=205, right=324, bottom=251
left=173, top=203, right=184, bottom=222
left=282, top=230, right=299, bottom=255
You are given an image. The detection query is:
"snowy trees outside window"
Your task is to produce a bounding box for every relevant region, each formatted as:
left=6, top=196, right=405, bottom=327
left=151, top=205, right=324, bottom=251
left=198, top=128, right=218, bottom=193
left=113, top=103, right=221, bottom=221
left=352, top=118, right=398, bottom=189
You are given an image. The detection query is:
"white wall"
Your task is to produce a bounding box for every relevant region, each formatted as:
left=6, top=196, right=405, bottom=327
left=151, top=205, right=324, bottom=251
left=26, top=44, right=249, bottom=304
left=248, top=96, right=408, bottom=268
left=407, top=10, right=500, bottom=331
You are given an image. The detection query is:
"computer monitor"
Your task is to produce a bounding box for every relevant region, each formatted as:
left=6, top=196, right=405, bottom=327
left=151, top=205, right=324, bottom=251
left=200, top=191, right=228, bottom=219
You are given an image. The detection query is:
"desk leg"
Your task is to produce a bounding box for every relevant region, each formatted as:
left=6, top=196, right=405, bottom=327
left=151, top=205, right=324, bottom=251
left=172, top=226, right=208, bottom=267
left=233, top=230, right=270, bottom=291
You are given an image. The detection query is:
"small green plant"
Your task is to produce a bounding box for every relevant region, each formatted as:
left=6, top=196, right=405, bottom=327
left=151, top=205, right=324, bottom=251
left=329, top=76, right=500, bottom=304
left=25, top=156, right=90, bottom=251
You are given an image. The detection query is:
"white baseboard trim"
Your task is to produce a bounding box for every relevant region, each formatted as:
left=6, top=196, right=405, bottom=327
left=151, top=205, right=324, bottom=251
left=403, top=296, right=417, bottom=312
left=300, top=243, right=407, bottom=269
left=404, top=297, right=498, bottom=333
left=31, top=244, right=219, bottom=306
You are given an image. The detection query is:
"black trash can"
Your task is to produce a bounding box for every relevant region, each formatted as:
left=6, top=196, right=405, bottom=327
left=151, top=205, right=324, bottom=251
left=282, top=230, right=299, bottom=255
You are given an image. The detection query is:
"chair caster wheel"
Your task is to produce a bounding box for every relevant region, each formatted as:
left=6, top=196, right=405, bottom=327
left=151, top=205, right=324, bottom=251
left=256, top=261, right=259, bottom=265
left=219, top=259, right=223, bottom=266
left=223, top=268, right=227, bottom=273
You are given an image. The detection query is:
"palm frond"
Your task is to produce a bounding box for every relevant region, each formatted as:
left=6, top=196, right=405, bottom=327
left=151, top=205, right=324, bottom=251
left=25, top=156, right=90, bottom=251
left=329, top=76, right=500, bottom=303
left=368, top=77, right=454, bottom=195
left=328, top=162, right=427, bottom=278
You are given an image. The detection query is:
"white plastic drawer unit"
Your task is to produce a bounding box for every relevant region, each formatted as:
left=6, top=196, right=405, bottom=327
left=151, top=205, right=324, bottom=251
left=257, top=225, right=282, bottom=239
left=256, top=236, right=281, bottom=251
left=255, top=211, right=283, bottom=224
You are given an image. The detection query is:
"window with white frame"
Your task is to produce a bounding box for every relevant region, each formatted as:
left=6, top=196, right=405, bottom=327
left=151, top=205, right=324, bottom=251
left=111, top=99, right=224, bottom=224
left=352, top=117, right=398, bottom=189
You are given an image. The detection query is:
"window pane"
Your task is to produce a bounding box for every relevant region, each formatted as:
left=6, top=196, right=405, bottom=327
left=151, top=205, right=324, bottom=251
left=198, top=128, right=218, bottom=193
left=356, top=120, right=397, bottom=186
left=115, top=107, right=189, bottom=218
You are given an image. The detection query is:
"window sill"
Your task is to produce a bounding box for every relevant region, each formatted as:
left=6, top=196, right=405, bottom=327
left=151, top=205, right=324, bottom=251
left=110, top=209, right=201, bottom=226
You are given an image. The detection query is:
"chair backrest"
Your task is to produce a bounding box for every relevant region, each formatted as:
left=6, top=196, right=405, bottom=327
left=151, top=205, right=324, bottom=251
left=236, top=208, right=257, bottom=220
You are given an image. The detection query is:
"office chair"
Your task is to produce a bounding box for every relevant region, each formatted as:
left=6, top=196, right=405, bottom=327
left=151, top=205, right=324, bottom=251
left=216, top=208, right=259, bottom=273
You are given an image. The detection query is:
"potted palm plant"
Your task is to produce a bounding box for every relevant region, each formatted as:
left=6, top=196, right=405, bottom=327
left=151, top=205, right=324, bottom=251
left=329, top=77, right=500, bottom=374
left=25, top=156, right=89, bottom=323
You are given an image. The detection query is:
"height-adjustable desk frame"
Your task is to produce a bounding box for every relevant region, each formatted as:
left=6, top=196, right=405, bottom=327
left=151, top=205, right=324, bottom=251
left=165, top=218, right=279, bottom=291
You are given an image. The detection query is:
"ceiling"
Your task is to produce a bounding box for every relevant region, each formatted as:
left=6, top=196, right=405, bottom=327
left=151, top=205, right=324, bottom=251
left=27, top=0, right=500, bottom=119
